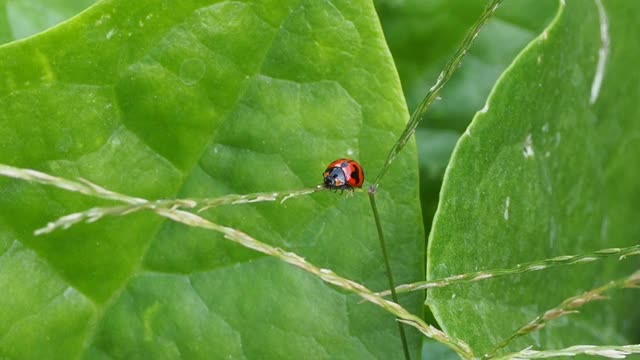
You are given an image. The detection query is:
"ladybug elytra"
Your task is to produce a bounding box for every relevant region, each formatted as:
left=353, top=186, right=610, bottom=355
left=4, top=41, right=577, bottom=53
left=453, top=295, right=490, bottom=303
left=323, top=158, right=364, bottom=191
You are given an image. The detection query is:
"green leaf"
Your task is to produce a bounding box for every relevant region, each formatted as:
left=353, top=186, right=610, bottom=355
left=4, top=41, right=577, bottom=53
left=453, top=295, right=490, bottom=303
left=0, top=0, right=423, bottom=358
left=428, top=0, right=640, bottom=356
left=0, top=0, right=96, bottom=45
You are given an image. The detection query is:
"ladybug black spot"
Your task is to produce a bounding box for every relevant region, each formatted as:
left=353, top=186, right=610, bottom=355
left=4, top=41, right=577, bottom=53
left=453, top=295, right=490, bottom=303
left=350, top=170, right=360, bottom=184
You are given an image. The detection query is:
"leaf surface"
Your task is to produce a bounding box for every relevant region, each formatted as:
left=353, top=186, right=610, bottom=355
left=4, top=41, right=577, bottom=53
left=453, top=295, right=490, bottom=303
left=0, top=0, right=96, bottom=44
left=427, top=0, right=640, bottom=355
left=0, top=0, right=423, bottom=358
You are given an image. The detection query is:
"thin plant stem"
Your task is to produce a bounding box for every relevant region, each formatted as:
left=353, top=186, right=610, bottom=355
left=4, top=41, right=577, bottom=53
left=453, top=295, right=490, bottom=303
left=0, top=163, right=147, bottom=205
left=375, top=244, right=640, bottom=297
left=197, top=187, right=323, bottom=211
left=495, top=344, right=640, bottom=359
left=35, top=186, right=326, bottom=235
left=369, top=191, right=411, bottom=360
left=35, top=200, right=196, bottom=235
left=372, top=0, right=504, bottom=186
left=485, top=270, right=640, bottom=358
left=33, top=187, right=325, bottom=235
left=0, top=163, right=325, bottom=234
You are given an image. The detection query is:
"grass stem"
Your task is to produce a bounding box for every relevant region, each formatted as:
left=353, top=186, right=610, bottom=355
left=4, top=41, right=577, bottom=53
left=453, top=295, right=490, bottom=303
left=369, top=191, right=411, bottom=360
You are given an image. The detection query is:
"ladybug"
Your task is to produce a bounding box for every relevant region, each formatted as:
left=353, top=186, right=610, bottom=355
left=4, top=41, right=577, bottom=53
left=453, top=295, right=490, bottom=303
left=323, top=158, right=364, bottom=191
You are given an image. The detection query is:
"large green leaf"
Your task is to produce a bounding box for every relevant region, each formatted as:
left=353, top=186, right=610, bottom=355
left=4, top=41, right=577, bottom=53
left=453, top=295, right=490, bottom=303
left=0, top=0, right=96, bottom=44
left=0, top=0, right=424, bottom=358
left=428, top=0, right=640, bottom=355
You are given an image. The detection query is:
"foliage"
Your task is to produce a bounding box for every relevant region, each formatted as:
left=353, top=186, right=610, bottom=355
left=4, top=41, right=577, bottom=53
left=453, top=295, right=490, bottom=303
left=1, top=0, right=639, bottom=359
left=0, top=0, right=422, bottom=358
left=427, top=0, right=640, bottom=356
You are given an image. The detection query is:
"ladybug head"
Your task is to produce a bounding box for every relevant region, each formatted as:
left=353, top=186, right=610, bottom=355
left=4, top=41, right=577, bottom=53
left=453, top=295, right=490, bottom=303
left=324, top=175, right=336, bottom=187
left=323, top=167, right=346, bottom=188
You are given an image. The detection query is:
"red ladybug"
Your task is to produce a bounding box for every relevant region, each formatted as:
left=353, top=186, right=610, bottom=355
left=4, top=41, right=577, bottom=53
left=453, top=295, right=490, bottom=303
left=323, top=158, right=364, bottom=191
